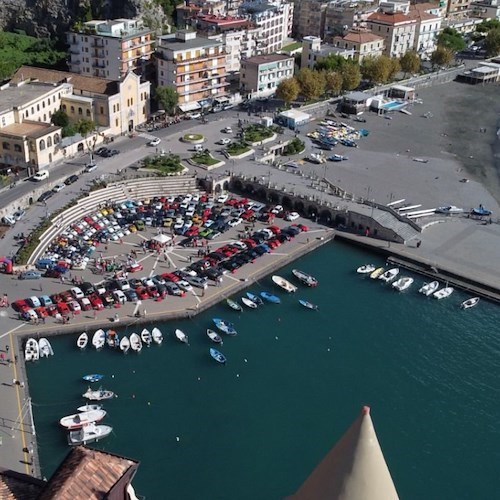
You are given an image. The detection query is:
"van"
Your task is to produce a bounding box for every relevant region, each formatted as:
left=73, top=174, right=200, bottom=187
left=112, top=290, right=127, bottom=305
left=33, top=170, right=49, bottom=181
left=194, top=144, right=204, bottom=152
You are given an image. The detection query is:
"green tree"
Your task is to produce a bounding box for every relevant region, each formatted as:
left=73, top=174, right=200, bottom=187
left=437, top=28, right=466, bottom=52
left=484, top=28, right=500, bottom=57
left=74, top=119, right=97, bottom=161
left=51, top=109, right=70, bottom=128
left=155, top=85, right=179, bottom=115
left=324, top=71, right=343, bottom=96
left=360, top=56, right=393, bottom=84
left=431, top=46, right=454, bottom=68
left=314, top=53, right=347, bottom=72
left=476, top=19, right=500, bottom=34
left=400, top=50, right=421, bottom=77
left=341, top=63, right=361, bottom=91
left=388, top=57, right=401, bottom=80
left=296, top=68, right=326, bottom=100
left=276, top=77, right=300, bottom=105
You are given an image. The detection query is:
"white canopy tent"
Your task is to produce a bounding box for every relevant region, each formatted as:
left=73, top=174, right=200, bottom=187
left=151, top=234, right=171, bottom=246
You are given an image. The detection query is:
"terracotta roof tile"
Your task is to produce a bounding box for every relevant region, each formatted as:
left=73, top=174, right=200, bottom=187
left=38, top=446, right=139, bottom=500
left=367, top=12, right=417, bottom=25
left=0, top=468, right=45, bottom=499
left=342, top=30, right=385, bottom=44
left=10, top=66, right=119, bottom=96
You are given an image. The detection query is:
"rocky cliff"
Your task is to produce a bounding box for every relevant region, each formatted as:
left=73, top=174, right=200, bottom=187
left=0, top=0, right=143, bottom=37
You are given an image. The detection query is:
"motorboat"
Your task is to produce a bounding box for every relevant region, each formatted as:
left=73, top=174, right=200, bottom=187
left=272, top=275, right=297, bottom=293
left=174, top=329, right=189, bottom=344
left=82, top=387, right=115, bottom=400
left=461, top=297, right=480, bottom=309
left=152, top=327, right=163, bottom=345
left=471, top=206, right=491, bottom=216
left=130, top=333, right=142, bottom=352
left=212, top=318, right=237, bottom=336
left=292, top=269, right=318, bottom=287
left=226, top=298, right=243, bottom=311
left=39, top=338, right=54, bottom=357
left=25, top=338, right=39, bottom=362
left=356, top=264, right=376, bottom=274
left=77, top=404, right=102, bottom=413
left=60, top=409, right=106, bottom=430
left=68, top=423, right=113, bottom=446
left=82, top=374, right=104, bottom=383
left=140, top=328, right=152, bottom=346
left=260, top=292, right=281, bottom=304
left=435, top=206, right=464, bottom=215
left=299, top=299, right=318, bottom=310
left=206, top=329, right=223, bottom=344
left=328, top=154, right=348, bottom=161
left=379, top=268, right=400, bottom=283
left=392, top=277, right=414, bottom=291
left=246, top=292, right=264, bottom=306
left=419, top=281, right=439, bottom=296
left=370, top=267, right=385, bottom=279
left=210, top=348, right=227, bottom=364
left=433, top=287, right=454, bottom=299
left=106, top=330, right=119, bottom=349
left=119, top=336, right=130, bottom=353
left=77, top=332, right=88, bottom=349
left=92, top=329, right=106, bottom=350
left=241, top=297, right=258, bottom=309
left=308, top=153, right=326, bottom=164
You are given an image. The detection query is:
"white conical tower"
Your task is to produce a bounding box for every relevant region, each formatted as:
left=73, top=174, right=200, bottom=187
left=287, top=406, right=399, bottom=500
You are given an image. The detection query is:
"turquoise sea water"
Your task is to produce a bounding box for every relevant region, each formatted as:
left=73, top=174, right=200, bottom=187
left=27, top=241, right=500, bottom=499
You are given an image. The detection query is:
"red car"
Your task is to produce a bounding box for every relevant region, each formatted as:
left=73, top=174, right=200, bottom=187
left=127, top=262, right=144, bottom=273
left=50, top=293, right=64, bottom=304
left=57, top=302, right=70, bottom=315
left=34, top=306, right=49, bottom=318
left=242, top=238, right=257, bottom=249
left=268, top=225, right=281, bottom=235
left=135, top=287, right=149, bottom=300
left=146, top=286, right=159, bottom=298
left=61, top=290, right=74, bottom=303
left=241, top=209, right=254, bottom=220
left=298, top=224, right=309, bottom=232
left=185, top=226, right=199, bottom=237
left=89, top=294, right=104, bottom=310
left=13, top=300, right=30, bottom=313
left=161, top=272, right=180, bottom=283
left=46, top=304, right=59, bottom=316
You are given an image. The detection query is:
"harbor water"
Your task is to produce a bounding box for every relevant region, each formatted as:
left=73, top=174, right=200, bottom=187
left=26, top=241, right=500, bottom=499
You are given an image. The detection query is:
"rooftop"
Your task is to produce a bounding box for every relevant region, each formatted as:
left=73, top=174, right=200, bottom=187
left=0, top=121, right=61, bottom=139
left=157, top=34, right=222, bottom=51
left=0, top=468, right=45, bottom=499
left=243, top=54, right=293, bottom=65
left=341, top=29, right=385, bottom=43
left=10, top=66, right=119, bottom=96
left=368, top=11, right=417, bottom=24
left=196, top=14, right=250, bottom=27
left=71, top=18, right=153, bottom=39
left=0, top=82, right=63, bottom=115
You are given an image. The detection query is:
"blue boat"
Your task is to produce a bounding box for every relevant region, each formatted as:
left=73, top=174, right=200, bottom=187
left=212, top=318, right=237, bottom=336
left=299, top=299, right=319, bottom=310
left=210, top=348, right=227, bottom=364
left=246, top=292, right=264, bottom=306
left=471, top=206, right=492, bottom=217
left=82, top=374, right=104, bottom=383
left=260, top=292, right=281, bottom=304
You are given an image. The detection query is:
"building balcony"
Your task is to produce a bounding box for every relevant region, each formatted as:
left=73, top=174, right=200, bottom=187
left=172, top=51, right=226, bottom=64
left=92, top=61, right=106, bottom=68
left=92, top=40, right=105, bottom=48
left=126, top=39, right=153, bottom=50
left=93, top=51, right=106, bottom=59
left=69, top=48, right=80, bottom=55
left=177, top=81, right=228, bottom=97
left=121, top=48, right=155, bottom=63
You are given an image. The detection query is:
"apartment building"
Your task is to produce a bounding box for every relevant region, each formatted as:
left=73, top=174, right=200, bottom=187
left=333, top=28, right=385, bottom=61
left=239, top=0, right=294, bottom=54
left=470, top=0, right=500, bottom=20
left=67, top=18, right=155, bottom=81
left=293, top=0, right=328, bottom=38
left=324, top=1, right=379, bottom=41
left=408, top=3, right=442, bottom=58
left=156, top=31, right=228, bottom=108
left=445, top=0, right=474, bottom=18
left=240, top=54, right=294, bottom=97
left=301, top=36, right=355, bottom=69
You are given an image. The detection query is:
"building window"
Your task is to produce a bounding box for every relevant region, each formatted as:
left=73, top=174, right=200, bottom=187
left=14, top=144, right=22, bottom=152
left=47, top=136, right=52, bottom=147
left=71, top=106, right=75, bottom=114
left=115, top=118, right=119, bottom=127
left=62, top=104, right=67, bottom=111
left=100, top=106, right=104, bottom=114
left=31, top=107, right=34, bottom=115
left=39, top=139, right=46, bottom=151
left=43, top=114, right=46, bottom=121
left=86, top=109, right=91, bottom=117
left=78, top=107, right=83, bottom=115
left=37, top=104, right=40, bottom=111
left=54, top=133, right=60, bottom=144
left=2, top=142, right=10, bottom=150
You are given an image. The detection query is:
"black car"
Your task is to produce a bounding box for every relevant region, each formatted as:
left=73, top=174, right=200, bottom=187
left=95, top=147, right=109, bottom=157
left=80, top=282, right=96, bottom=296
left=38, top=190, right=54, bottom=202
left=64, top=174, right=79, bottom=185
left=124, top=289, right=138, bottom=302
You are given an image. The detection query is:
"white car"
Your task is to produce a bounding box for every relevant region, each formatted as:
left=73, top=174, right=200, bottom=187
left=228, top=218, right=243, bottom=227
left=177, top=279, right=193, bottom=292
left=148, top=137, right=161, bottom=147
left=285, top=211, right=300, bottom=221
left=271, top=205, right=283, bottom=214
left=84, top=163, right=97, bottom=173
left=71, top=287, right=84, bottom=299
left=223, top=126, right=232, bottom=134
left=217, top=194, right=229, bottom=203
left=218, top=138, right=231, bottom=145
left=187, top=112, right=201, bottom=119
left=52, top=183, right=66, bottom=192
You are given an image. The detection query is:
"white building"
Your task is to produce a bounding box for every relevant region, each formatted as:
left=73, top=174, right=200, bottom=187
left=301, top=35, right=355, bottom=70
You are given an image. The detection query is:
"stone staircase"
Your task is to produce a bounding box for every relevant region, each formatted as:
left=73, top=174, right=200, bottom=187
left=28, top=175, right=199, bottom=264
left=372, top=209, right=421, bottom=243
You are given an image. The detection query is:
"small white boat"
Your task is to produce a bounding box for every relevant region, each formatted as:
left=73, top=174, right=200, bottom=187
left=25, top=338, right=39, bottom=362
left=119, top=336, right=130, bottom=354
left=419, top=281, right=439, bottom=296
left=206, top=329, right=223, bottom=344
left=291, top=269, right=318, bottom=287
left=379, top=268, right=400, bottom=283
left=82, top=387, right=115, bottom=400
left=392, top=276, right=414, bottom=291
left=433, top=287, right=454, bottom=299
left=39, top=338, right=54, bottom=357
left=174, top=329, right=189, bottom=344
left=77, top=332, right=88, bottom=349
left=130, top=333, right=142, bottom=352
left=370, top=267, right=385, bottom=279
left=272, top=275, right=297, bottom=293
left=92, top=329, right=106, bottom=350
left=141, top=328, right=152, bottom=346
left=356, top=264, right=376, bottom=274
left=60, top=409, right=107, bottom=430
left=152, top=327, right=163, bottom=345
left=106, top=330, right=119, bottom=349
left=68, top=423, right=113, bottom=446
left=461, top=297, right=479, bottom=309
left=77, top=404, right=102, bottom=413
left=241, top=297, right=258, bottom=309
